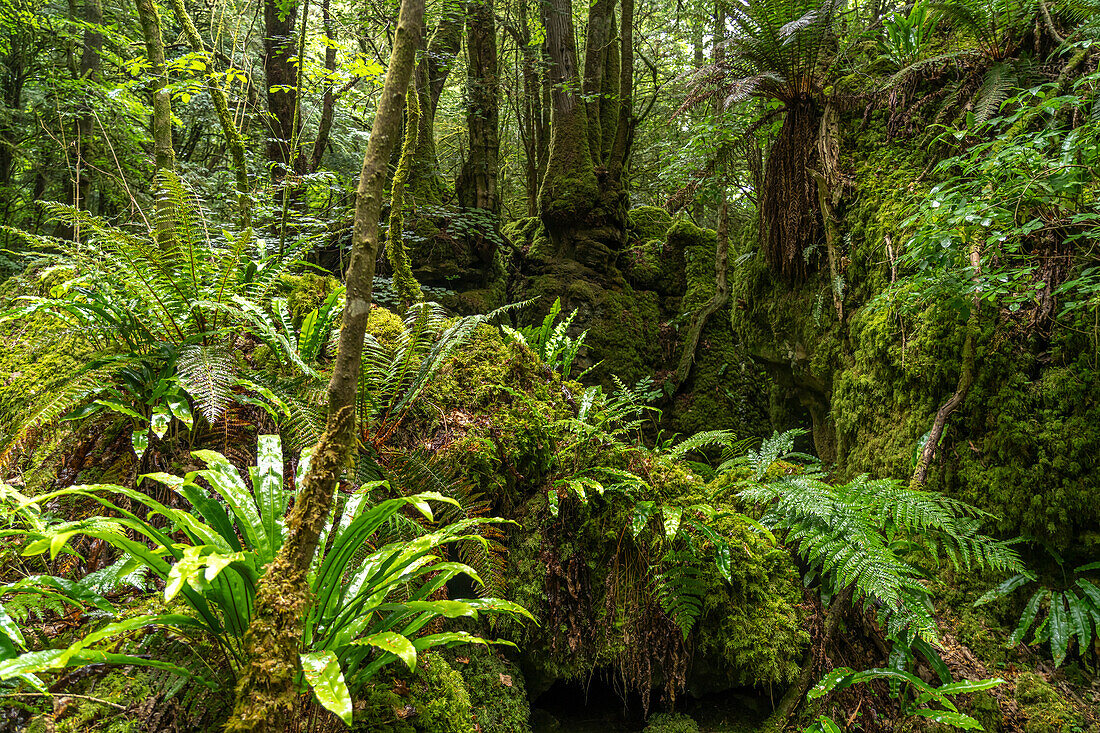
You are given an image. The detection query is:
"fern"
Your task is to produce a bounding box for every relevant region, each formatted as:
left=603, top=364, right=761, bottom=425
left=656, top=552, right=705, bottom=639
left=177, top=344, right=236, bottom=423
left=729, top=431, right=1022, bottom=644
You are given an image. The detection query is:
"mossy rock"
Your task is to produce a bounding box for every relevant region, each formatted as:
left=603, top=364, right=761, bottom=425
left=628, top=206, right=673, bottom=244
left=1013, top=673, right=1081, bottom=733
left=281, top=272, right=342, bottom=322
left=664, top=218, right=771, bottom=440
left=642, top=712, right=701, bottom=733
left=355, top=654, right=475, bottom=733
left=454, top=647, right=531, bottom=733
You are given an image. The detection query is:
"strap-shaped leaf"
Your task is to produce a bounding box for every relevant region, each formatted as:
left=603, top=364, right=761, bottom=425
left=249, top=434, right=287, bottom=559
left=909, top=709, right=983, bottom=730
left=192, top=449, right=268, bottom=559
left=1050, top=592, right=1069, bottom=666
left=355, top=632, right=417, bottom=670
left=1008, top=589, right=1047, bottom=647
left=300, top=651, right=353, bottom=725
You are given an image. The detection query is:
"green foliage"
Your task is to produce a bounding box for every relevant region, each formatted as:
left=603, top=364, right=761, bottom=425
left=730, top=430, right=1022, bottom=643
left=879, top=2, right=937, bottom=68
left=806, top=667, right=1003, bottom=731
left=975, top=545, right=1100, bottom=666
left=503, top=298, right=594, bottom=379
left=887, top=75, right=1100, bottom=322
left=723, top=0, right=845, bottom=104
left=0, top=436, right=531, bottom=723
left=0, top=173, right=311, bottom=463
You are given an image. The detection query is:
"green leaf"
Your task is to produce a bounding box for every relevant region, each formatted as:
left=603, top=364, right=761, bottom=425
left=631, top=501, right=656, bottom=538
left=1009, top=590, right=1047, bottom=647
left=806, top=715, right=843, bottom=733
left=661, top=505, right=683, bottom=538
left=974, top=572, right=1033, bottom=606
left=1067, top=594, right=1092, bottom=661
left=150, top=408, right=170, bottom=439
left=808, top=667, right=854, bottom=700
left=910, top=709, right=984, bottom=730
left=131, top=428, right=149, bottom=459
left=165, top=394, right=193, bottom=429
left=1077, top=579, right=1100, bottom=608
left=0, top=605, right=25, bottom=650
left=358, top=631, right=417, bottom=670
left=300, top=651, right=353, bottom=725
left=1050, top=592, right=1070, bottom=665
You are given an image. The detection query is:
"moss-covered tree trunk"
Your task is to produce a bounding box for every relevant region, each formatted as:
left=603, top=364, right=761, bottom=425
left=167, top=0, right=251, bottom=229
left=581, top=0, right=615, bottom=164
left=456, top=0, right=500, bottom=274
left=387, top=84, right=425, bottom=308
left=263, top=0, right=299, bottom=178
left=405, top=0, right=464, bottom=203
left=538, top=0, right=628, bottom=271
left=133, top=0, right=175, bottom=246
left=224, top=0, right=424, bottom=727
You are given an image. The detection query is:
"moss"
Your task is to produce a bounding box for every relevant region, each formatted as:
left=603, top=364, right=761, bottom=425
left=1012, top=673, right=1082, bottom=733
left=628, top=206, right=673, bottom=244
left=664, top=219, right=772, bottom=440
left=281, top=272, right=342, bottom=322
left=355, top=654, right=475, bottom=733
left=538, top=103, right=599, bottom=231
left=687, top=489, right=808, bottom=692
left=454, top=647, right=531, bottom=733
left=642, top=712, right=701, bottom=733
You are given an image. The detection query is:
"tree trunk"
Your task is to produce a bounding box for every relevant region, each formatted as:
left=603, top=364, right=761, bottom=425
left=223, top=0, right=424, bottom=728
left=761, top=99, right=822, bottom=282
left=71, top=0, right=102, bottom=230
left=167, top=0, right=252, bottom=229
left=539, top=0, right=600, bottom=258
left=309, top=0, right=336, bottom=174
left=456, top=0, right=499, bottom=221
left=263, top=0, right=299, bottom=177
left=608, top=0, right=632, bottom=180
left=675, top=196, right=729, bottom=384
left=133, top=0, right=175, bottom=245
left=387, top=85, right=425, bottom=308
left=581, top=0, right=615, bottom=163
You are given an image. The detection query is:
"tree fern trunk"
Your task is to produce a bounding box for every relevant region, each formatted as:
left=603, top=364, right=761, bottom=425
left=223, top=0, right=424, bottom=728
left=761, top=100, right=821, bottom=282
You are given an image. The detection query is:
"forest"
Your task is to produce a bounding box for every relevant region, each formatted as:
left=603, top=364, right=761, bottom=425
left=0, top=0, right=1098, bottom=730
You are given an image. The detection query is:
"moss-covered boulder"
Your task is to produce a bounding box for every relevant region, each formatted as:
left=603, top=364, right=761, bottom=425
left=356, top=654, right=475, bottom=733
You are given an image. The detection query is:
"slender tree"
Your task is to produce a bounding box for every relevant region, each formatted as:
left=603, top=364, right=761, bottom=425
left=167, top=0, right=252, bottom=228
left=224, top=0, right=425, bottom=727
left=132, top=0, right=175, bottom=245
left=263, top=0, right=299, bottom=177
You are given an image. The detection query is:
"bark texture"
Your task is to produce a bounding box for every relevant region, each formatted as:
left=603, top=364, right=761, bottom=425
left=133, top=0, right=175, bottom=246
left=224, top=0, right=424, bottom=727
left=263, top=0, right=299, bottom=176
left=456, top=0, right=499, bottom=219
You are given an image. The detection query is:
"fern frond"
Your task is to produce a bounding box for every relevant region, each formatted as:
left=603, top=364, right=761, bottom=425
left=177, top=344, right=236, bottom=422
